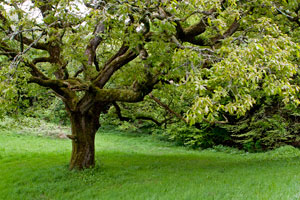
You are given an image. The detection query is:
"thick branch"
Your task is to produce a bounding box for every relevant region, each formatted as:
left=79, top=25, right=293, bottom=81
left=175, top=21, right=206, bottom=46
left=85, top=21, right=105, bottom=68
left=32, top=57, right=53, bottom=64
left=92, top=87, right=144, bottom=102
left=112, top=101, right=163, bottom=126
left=24, top=61, right=50, bottom=79
left=29, top=76, right=68, bottom=89
left=174, top=9, right=217, bottom=46
left=29, top=76, right=77, bottom=104
left=104, top=44, right=129, bottom=67
left=92, top=71, right=157, bottom=103
left=93, top=49, right=138, bottom=88
left=183, top=19, right=207, bottom=38
left=211, top=19, right=240, bottom=45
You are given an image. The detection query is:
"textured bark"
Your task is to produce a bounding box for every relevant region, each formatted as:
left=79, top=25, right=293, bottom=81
left=69, top=108, right=101, bottom=170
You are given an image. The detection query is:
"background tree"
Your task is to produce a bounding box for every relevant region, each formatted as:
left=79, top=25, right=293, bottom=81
left=184, top=0, right=300, bottom=151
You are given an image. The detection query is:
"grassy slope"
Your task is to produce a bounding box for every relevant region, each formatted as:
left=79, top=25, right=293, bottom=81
left=0, top=128, right=300, bottom=200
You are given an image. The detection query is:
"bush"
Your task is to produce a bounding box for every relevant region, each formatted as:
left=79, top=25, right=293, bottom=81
left=27, top=98, right=69, bottom=125
left=220, top=101, right=300, bottom=152
left=117, top=121, right=138, bottom=132
left=164, top=122, right=231, bottom=149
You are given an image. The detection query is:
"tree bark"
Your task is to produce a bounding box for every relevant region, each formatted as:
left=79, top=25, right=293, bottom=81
left=68, top=109, right=101, bottom=170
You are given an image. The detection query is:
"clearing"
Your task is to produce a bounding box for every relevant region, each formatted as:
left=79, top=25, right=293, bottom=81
left=0, top=127, right=300, bottom=200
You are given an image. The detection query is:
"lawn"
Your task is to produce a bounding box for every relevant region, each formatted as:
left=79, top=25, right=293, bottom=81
left=0, top=127, right=300, bottom=200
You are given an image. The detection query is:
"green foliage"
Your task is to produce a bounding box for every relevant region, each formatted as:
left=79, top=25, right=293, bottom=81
left=220, top=101, right=300, bottom=151
left=182, top=1, right=300, bottom=125
left=165, top=123, right=203, bottom=148
left=163, top=122, right=231, bottom=149
left=116, top=121, right=138, bottom=132
left=187, top=34, right=300, bottom=123
left=32, top=98, right=70, bottom=125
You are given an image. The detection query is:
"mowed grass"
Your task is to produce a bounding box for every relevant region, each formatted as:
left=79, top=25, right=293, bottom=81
left=1, top=128, right=300, bottom=200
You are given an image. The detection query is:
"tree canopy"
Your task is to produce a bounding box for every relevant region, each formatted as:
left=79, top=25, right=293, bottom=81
left=1, top=0, right=300, bottom=169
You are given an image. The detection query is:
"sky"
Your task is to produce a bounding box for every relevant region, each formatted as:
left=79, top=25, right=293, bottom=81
left=2, top=0, right=90, bottom=24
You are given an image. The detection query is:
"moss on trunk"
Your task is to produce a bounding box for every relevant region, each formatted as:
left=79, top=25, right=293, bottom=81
left=69, top=110, right=100, bottom=170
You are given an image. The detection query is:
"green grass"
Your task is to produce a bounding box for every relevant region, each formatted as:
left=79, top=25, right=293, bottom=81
left=1, top=128, right=300, bottom=200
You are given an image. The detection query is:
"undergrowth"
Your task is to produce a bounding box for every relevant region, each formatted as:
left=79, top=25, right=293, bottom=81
left=0, top=116, right=70, bottom=137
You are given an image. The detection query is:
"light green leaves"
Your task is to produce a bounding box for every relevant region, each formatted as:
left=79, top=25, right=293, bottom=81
left=187, top=25, right=300, bottom=124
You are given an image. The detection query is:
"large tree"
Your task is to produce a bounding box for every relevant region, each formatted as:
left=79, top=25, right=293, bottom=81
left=1, top=0, right=300, bottom=169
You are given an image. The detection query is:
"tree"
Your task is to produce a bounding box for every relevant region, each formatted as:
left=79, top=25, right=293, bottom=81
left=182, top=0, right=300, bottom=149
left=1, top=0, right=300, bottom=169
left=0, top=0, right=238, bottom=169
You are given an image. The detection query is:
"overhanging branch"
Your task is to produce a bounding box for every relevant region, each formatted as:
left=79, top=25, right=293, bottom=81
left=92, top=87, right=143, bottom=102
left=29, top=77, right=68, bottom=89
left=149, top=93, right=187, bottom=124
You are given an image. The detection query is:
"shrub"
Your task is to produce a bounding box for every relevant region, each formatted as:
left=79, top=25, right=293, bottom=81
left=220, top=102, right=300, bottom=152
left=164, top=122, right=231, bottom=149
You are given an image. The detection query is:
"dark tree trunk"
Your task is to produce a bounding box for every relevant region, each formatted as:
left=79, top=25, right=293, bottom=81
left=68, top=108, right=101, bottom=170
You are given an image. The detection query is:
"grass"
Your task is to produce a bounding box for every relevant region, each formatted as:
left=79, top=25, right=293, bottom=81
left=1, top=127, right=300, bottom=200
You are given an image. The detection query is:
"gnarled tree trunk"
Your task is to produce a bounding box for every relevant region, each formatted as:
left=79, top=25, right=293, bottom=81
left=68, top=106, right=102, bottom=170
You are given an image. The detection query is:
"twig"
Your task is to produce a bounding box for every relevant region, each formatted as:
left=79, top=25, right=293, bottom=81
left=149, top=93, right=187, bottom=124
left=10, top=31, right=46, bottom=71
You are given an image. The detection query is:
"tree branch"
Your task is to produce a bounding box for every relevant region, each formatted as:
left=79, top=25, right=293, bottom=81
left=0, top=40, right=17, bottom=59
left=85, top=21, right=105, bottom=70
left=28, top=76, right=76, bottom=103
left=29, top=76, right=68, bottom=89
left=32, top=57, right=53, bottom=64
left=112, top=101, right=131, bottom=121
left=74, top=67, right=84, bottom=78
left=15, top=35, right=48, bottom=51
left=104, top=44, right=129, bottom=67
left=92, top=87, right=144, bottom=102
left=149, top=93, right=187, bottom=124
left=0, top=12, right=48, bottom=51
left=112, top=101, right=164, bottom=126
left=276, top=6, right=300, bottom=27
left=211, top=19, right=240, bottom=45
left=10, top=31, right=46, bottom=69
left=24, top=61, right=50, bottom=79
left=93, top=49, right=138, bottom=88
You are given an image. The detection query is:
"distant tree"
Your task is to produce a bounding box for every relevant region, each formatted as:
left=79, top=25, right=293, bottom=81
left=1, top=0, right=300, bottom=169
